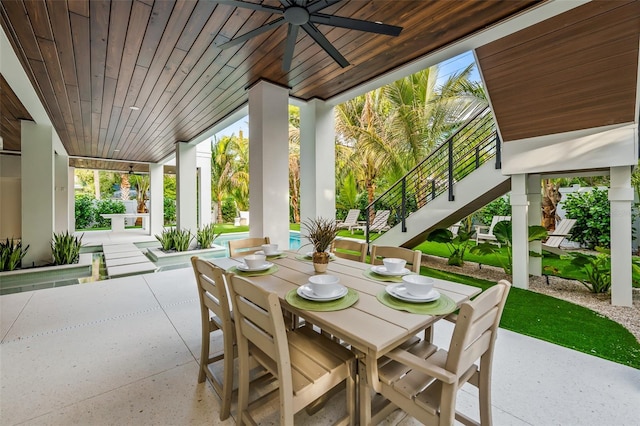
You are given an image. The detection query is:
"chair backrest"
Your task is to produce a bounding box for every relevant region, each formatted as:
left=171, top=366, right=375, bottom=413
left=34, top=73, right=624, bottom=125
left=445, top=280, right=511, bottom=375
left=228, top=274, right=293, bottom=397
left=331, top=238, right=368, bottom=262
left=342, top=209, right=361, bottom=225
left=190, top=256, right=234, bottom=339
left=489, top=216, right=511, bottom=234
left=370, top=210, right=390, bottom=230
left=370, top=245, right=422, bottom=273
left=228, top=236, right=270, bottom=257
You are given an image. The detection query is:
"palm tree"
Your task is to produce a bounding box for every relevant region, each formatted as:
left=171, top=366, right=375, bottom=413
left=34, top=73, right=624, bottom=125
left=120, top=173, right=130, bottom=201
left=130, top=174, right=150, bottom=226
left=288, top=108, right=301, bottom=223
left=211, top=135, right=248, bottom=223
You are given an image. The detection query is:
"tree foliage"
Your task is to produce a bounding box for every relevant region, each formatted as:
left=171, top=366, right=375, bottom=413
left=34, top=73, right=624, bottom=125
left=562, top=188, right=610, bottom=249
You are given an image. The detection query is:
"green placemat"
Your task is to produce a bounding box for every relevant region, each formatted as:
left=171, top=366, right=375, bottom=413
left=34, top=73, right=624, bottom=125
left=265, top=253, right=287, bottom=260
left=376, top=290, right=457, bottom=315
left=228, top=264, right=279, bottom=277
left=285, top=288, right=359, bottom=312
left=363, top=268, right=404, bottom=283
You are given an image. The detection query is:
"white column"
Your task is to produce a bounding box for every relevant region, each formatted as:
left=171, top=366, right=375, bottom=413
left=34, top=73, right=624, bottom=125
left=68, top=166, right=76, bottom=231
left=149, top=163, right=164, bottom=236
left=248, top=80, right=289, bottom=249
left=528, top=174, right=542, bottom=276
left=609, top=166, right=633, bottom=306
left=511, top=174, right=529, bottom=288
left=299, top=99, right=336, bottom=225
left=197, top=141, right=212, bottom=228
left=54, top=153, right=69, bottom=234
left=176, top=142, right=197, bottom=233
left=21, top=120, right=54, bottom=267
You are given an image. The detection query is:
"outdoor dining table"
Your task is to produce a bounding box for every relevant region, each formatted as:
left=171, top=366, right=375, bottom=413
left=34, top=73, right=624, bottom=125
left=211, top=251, right=481, bottom=424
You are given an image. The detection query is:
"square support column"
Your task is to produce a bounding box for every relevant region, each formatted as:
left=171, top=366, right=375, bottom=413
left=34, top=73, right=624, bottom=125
left=197, top=141, right=212, bottom=227
left=21, top=120, right=54, bottom=267
left=511, top=174, right=529, bottom=288
left=54, top=153, right=69, bottom=234
left=528, top=174, right=542, bottom=276
left=149, top=163, right=164, bottom=236
left=609, top=166, right=633, bottom=306
left=68, top=166, right=75, bottom=231
left=176, top=142, right=197, bottom=233
left=248, top=80, right=290, bottom=249
left=299, top=99, right=336, bottom=225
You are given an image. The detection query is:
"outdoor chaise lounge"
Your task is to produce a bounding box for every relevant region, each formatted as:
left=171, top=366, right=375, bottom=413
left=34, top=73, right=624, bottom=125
left=353, top=210, right=391, bottom=234
left=336, top=209, right=361, bottom=233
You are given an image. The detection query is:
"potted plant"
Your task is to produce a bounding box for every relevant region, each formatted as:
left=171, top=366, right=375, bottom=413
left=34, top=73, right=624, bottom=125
left=302, top=217, right=339, bottom=273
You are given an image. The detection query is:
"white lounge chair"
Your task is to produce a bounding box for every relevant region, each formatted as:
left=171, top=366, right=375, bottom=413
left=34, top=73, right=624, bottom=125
left=336, top=209, right=361, bottom=233
left=542, top=218, right=577, bottom=255
left=475, top=215, right=510, bottom=244
left=354, top=210, right=391, bottom=234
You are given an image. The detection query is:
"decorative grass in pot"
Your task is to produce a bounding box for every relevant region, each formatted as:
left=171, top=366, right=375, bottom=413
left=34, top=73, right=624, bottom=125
left=302, top=217, right=339, bottom=273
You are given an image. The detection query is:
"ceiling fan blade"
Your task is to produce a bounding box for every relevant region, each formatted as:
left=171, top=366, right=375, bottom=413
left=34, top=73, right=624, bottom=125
left=310, top=14, right=403, bottom=36
left=282, top=24, right=300, bottom=72
left=214, top=0, right=284, bottom=15
left=217, top=17, right=286, bottom=49
left=307, top=0, right=342, bottom=14
left=301, top=22, right=349, bottom=68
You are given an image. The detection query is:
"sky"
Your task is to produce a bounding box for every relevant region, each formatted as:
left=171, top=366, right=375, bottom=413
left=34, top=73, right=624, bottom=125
left=214, top=51, right=479, bottom=140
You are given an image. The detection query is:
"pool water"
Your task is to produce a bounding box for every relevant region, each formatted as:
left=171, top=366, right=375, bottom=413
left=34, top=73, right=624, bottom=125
left=215, top=231, right=302, bottom=256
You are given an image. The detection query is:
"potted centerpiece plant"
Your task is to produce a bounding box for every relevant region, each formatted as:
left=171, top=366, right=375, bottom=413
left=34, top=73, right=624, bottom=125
left=302, top=217, right=339, bottom=273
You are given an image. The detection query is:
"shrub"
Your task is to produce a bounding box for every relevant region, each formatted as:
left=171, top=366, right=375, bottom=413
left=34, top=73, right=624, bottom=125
left=562, top=188, right=610, bottom=249
left=426, top=223, right=475, bottom=267
left=51, top=231, right=83, bottom=265
left=94, top=199, right=126, bottom=228
left=0, top=238, right=29, bottom=271
left=164, top=197, right=176, bottom=225
left=75, top=194, right=95, bottom=229
left=196, top=223, right=220, bottom=249
left=477, top=195, right=511, bottom=226
left=155, top=227, right=193, bottom=251
left=221, top=198, right=237, bottom=223
left=155, top=228, right=176, bottom=251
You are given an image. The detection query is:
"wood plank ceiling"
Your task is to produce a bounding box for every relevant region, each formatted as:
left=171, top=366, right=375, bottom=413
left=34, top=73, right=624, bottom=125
left=0, top=0, right=541, bottom=171
left=476, top=0, right=640, bottom=142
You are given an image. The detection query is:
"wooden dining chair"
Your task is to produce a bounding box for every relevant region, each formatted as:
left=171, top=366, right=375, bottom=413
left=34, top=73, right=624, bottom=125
left=190, top=256, right=236, bottom=421
left=331, top=238, right=368, bottom=262
left=370, top=244, right=422, bottom=273
left=228, top=274, right=356, bottom=425
left=228, top=236, right=270, bottom=257
left=372, top=280, right=512, bottom=426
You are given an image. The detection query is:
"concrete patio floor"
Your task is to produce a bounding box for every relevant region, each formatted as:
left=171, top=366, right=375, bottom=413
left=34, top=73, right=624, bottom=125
left=1, top=231, right=638, bottom=425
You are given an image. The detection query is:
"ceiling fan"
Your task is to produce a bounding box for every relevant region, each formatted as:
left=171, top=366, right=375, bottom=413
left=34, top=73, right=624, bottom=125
left=214, top=0, right=403, bottom=72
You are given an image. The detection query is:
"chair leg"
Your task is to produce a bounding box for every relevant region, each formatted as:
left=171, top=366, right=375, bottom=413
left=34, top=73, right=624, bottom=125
left=237, top=343, right=251, bottom=426
left=219, top=345, right=234, bottom=420
left=198, top=328, right=210, bottom=383
left=478, top=359, right=493, bottom=425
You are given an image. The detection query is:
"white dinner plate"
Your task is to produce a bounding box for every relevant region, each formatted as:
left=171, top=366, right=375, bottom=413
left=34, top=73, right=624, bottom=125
left=297, top=284, right=348, bottom=301
left=386, top=284, right=440, bottom=303
left=236, top=262, right=274, bottom=272
left=371, top=265, right=412, bottom=276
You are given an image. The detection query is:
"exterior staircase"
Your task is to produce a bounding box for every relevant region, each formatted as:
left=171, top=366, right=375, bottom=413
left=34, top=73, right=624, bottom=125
left=361, top=106, right=511, bottom=248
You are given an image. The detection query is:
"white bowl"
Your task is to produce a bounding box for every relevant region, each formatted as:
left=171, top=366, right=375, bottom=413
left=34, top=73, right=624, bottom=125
left=244, top=254, right=267, bottom=269
left=401, top=275, right=434, bottom=297
left=383, top=258, right=406, bottom=273
left=261, top=244, right=279, bottom=255
left=308, top=275, right=341, bottom=297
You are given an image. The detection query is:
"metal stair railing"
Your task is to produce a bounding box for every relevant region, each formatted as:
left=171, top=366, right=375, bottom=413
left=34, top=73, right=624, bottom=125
left=362, top=106, right=499, bottom=243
